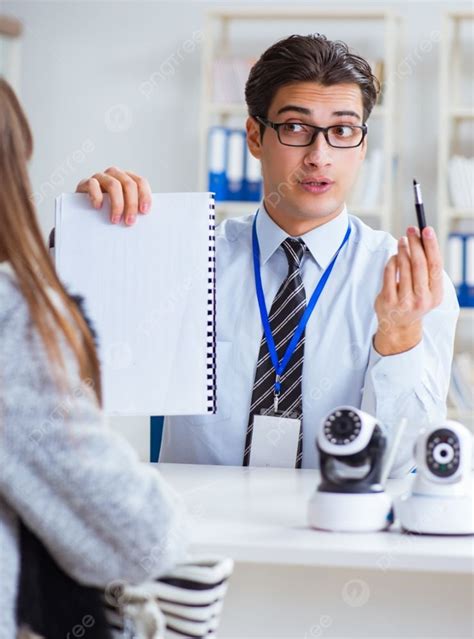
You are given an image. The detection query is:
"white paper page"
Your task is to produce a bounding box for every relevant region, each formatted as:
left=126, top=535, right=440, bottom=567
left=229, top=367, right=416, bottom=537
left=55, top=192, right=215, bottom=416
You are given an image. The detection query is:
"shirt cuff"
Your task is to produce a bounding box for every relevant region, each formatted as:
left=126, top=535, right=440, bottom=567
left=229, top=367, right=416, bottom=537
left=367, top=336, right=425, bottom=393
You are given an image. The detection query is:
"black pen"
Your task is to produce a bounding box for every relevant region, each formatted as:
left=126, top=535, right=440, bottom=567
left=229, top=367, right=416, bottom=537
left=413, top=178, right=427, bottom=248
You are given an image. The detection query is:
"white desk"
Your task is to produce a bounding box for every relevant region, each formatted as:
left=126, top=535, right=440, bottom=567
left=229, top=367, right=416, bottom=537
left=157, top=463, right=474, bottom=638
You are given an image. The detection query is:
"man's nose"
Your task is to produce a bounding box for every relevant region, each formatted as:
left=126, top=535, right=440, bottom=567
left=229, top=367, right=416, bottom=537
left=303, top=130, right=332, bottom=166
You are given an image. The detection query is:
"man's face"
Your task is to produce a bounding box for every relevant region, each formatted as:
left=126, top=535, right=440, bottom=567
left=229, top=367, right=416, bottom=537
left=247, top=81, right=368, bottom=225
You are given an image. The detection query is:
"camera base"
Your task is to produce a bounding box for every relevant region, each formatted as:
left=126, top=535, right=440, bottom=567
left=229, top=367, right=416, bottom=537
left=396, top=493, right=474, bottom=535
left=308, top=490, right=393, bottom=532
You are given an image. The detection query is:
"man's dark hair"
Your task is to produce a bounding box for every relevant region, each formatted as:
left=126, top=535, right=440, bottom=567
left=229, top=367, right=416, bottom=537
left=245, top=34, right=380, bottom=136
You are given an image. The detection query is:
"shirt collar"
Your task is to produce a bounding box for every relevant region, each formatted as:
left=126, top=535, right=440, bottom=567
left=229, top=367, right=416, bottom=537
left=255, top=201, right=349, bottom=269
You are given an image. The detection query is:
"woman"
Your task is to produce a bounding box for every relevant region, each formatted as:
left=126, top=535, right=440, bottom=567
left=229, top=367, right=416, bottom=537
left=0, top=78, right=188, bottom=638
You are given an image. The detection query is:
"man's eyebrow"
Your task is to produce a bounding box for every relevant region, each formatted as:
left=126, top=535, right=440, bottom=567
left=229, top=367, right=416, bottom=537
left=332, top=110, right=361, bottom=121
left=276, top=105, right=312, bottom=116
left=276, top=105, right=362, bottom=121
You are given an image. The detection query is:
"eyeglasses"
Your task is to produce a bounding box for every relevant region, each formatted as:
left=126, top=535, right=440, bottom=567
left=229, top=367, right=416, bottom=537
left=255, top=116, right=367, bottom=149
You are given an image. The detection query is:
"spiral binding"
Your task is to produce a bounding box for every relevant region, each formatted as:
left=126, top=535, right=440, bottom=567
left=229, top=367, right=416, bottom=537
left=206, top=195, right=217, bottom=413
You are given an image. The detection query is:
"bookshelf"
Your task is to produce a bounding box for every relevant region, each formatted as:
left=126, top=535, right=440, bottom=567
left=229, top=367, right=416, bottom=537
left=0, top=15, right=22, bottom=91
left=437, top=11, right=473, bottom=256
left=437, top=12, right=473, bottom=430
left=198, top=7, right=401, bottom=232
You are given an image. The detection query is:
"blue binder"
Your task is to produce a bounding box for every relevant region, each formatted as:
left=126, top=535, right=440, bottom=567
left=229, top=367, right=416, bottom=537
left=208, top=127, right=228, bottom=202
left=208, top=126, right=262, bottom=203
left=448, top=232, right=474, bottom=307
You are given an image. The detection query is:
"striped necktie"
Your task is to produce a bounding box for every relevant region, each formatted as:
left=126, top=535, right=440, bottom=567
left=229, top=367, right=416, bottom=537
left=243, top=237, right=307, bottom=468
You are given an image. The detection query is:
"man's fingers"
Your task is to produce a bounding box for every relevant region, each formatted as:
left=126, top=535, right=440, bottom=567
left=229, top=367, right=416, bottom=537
left=421, top=226, right=444, bottom=303
left=382, top=254, right=398, bottom=304
left=90, top=171, right=125, bottom=222
left=103, top=167, right=138, bottom=225
left=125, top=171, right=152, bottom=214
left=397, top=236, right=413, bottom=304
left=76, top=177, right=103, bottom=209
left=76, top=167, right=152, bottom=225
left=406, top=226, right=429, bottom=299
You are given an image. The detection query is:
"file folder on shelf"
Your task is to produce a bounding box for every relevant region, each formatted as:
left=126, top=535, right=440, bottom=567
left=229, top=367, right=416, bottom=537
left=447, top=232, right=474, bottom=307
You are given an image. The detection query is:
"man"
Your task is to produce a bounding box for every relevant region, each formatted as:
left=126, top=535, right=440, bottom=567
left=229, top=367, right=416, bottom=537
left=74, top=34, right=459, bottom=475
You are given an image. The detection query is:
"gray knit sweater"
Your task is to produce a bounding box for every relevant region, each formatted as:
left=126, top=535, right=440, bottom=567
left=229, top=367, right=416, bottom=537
left=0, top=262, right=189, bottom=638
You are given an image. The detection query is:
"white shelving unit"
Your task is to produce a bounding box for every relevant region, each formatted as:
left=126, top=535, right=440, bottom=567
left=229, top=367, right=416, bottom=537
left=0, top=15, right=22, bottom=91
left=437, top=12, right=474, bottom=430
left=437, top=11, right=473, bottom=256
left=198, top=7, right=400, bottom=232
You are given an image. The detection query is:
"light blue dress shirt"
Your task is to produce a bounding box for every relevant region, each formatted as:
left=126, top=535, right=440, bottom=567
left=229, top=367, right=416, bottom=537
left=161, top=203, right=459, bottom=475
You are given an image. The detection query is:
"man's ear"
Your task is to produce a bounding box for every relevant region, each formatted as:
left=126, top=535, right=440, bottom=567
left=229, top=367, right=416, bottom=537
left=246, top=116, right=263, bottom=160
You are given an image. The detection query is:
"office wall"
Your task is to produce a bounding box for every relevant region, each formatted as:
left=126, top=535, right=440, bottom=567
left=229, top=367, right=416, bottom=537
left=5, top=0, right=472, bottom=237
left=4, top=0, right=471, bottom=457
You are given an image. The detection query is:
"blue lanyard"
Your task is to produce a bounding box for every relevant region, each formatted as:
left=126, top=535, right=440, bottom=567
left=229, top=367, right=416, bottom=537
left=252, top=212, right=351, bottom=408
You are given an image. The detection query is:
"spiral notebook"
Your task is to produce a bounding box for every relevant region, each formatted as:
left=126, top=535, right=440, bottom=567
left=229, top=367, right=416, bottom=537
left=55, top=192, right=216, bottom=416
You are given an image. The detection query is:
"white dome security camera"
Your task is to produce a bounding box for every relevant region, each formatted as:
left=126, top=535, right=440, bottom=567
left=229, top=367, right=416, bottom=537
left=396, top=420, right=474, bottom=535
left=308, top=406, right=393, bottom=532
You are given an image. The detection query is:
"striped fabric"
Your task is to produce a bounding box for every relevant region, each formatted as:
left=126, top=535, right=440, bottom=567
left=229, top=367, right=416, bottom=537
left=104, top=556, right=234, bottom=639
left=243, top=238, right=307, bottom=468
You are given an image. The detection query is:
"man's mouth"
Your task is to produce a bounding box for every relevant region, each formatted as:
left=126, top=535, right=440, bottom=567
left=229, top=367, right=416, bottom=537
left=299, top=177, right=334, bottom=193
left=300, top=176, right=334, bottom=186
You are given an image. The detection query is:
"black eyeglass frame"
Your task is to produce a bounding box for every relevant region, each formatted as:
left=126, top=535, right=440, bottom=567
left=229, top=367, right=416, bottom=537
left=254, top=116, right=368, bottom=149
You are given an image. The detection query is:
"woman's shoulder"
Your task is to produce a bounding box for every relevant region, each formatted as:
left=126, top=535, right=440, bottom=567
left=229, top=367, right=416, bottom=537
left=0, top=264, right=93, bottom=426
left=0, top=266, right=47, bottom=383
left=0, top=262, right=83, bottom=334
left=0, top=264, right=77, bottom=374
left=0, top=263, right=27, bottom=324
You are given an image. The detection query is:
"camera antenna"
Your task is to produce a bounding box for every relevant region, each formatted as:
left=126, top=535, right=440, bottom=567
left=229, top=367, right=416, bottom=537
left=380, top=417, right=408, bottom=486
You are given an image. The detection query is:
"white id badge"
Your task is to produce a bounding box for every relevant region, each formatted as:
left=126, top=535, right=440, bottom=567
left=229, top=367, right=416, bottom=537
left=248, top=413, right=301, bottom=468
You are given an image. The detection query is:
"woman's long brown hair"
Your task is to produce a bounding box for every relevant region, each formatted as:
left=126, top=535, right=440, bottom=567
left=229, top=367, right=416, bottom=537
left=0, top=78, right=102, bottom=404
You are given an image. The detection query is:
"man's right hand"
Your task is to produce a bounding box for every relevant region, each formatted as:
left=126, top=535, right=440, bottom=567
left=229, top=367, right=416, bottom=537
left=75, top=166, right=152, bottom=226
